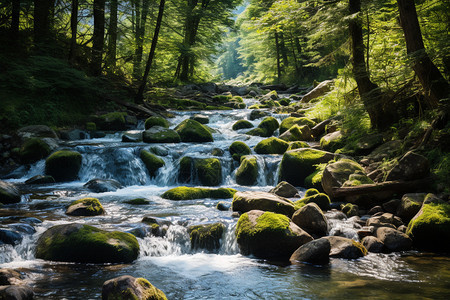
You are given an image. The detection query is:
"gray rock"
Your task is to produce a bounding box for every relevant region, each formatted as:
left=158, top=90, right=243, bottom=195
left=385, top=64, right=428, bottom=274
left=301, top=80, right=334, bottom=103
left=292, top=203, right=328, bottom=237
left=0, top=285, right=34, bottom=300
left=386, top=151, right=430, bottom=181
left=361, top=236, right=385, bottom=253
left=375, top=227, right=412, bottom=252
left=17, top=125, right=58, bottom=139
left=232, top=191, right=296, bottom=217
left=269, top=181, right=299, bottom=198
left=102, top=275, right=166, bottom=300
left=324, top=236, right=367, bottom=259
left=0, top=181, right=21, bottom=204
left=290, top=238, right=331, bottom=265
left=84, top=179, right=123, bottom=193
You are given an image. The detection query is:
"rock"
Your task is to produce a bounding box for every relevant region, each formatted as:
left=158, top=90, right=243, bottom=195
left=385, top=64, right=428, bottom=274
left=178, top=156, right=193, bottom=183
left=229, top=141, right=251, bottom=161
left=368, top=140, right=402, bottom=162
left=279, top=124, right=312, bottom=142
left=249, top=110, right=269, bottom=120
left=295, top=193, right=331, bottom=211
left=324, top=236, right=367, bottom=259
left=190, top=114, right=209, bottom=124
left=235, top=210, right=313, bottom=259
left=150, top=145, right=169, bottom=156
left=367, top=205, right=383, bottom=215
left=386, top=151, right=430, bottom=181
left=254, top=137, right=289, bottom=154
left=355, top=134, right=384, bottom=155
left=279, top=117, right=316, bottom=135
left=7, top=223, right=36, bottom=235
left=140, top=150, right=165, bottom=177
left=17, top=125, right=58, bottom=139
left=247, top=117, right=279, bottom=137
left=342, top=173, right=374, bottom=187
left=19, top=138, right=51, bottom=164
left=96, top=112, right=128, bottom=131
left=361, top=236, right=385, bottom=253
left=216, top=201, right=231, bottom=211
left=83, top=179, right=123, bottom=193
left=287, top=141, right=309, bottom=151
left=321, top=159, right=365, bottom=197
left=60, top=129, right=89, bottom=141
left=0, top=269, right=24, bottom=285
left=0, top=181, right=21, bottom=204
left=0, top=229, right=23, bottom=245
left=175, top=119, right=213, bottom=143
left=195, top=158, right=222, bottom=186
left=396, top=193, right=426, bottom=223
left=124, top=198, right=150, bottom=205
left=311, top=119, right=332, bottom=137
left=143, top=126, right=181, bottom=143
left=25, top=175, right=55, bottom=184
left=406, top=194, right=450, bottom=251
left=236, top=155, right=258, bottom=186
left=289, top=238, right=331, bottom=265
left=232, top=120, right=254, bottom=131
left=304, top=165, right=325, bottom=191
left=301, top=80, right=334, bottom=103
left=188, top=223, right=225, bottom=252
left=320, top=131, right=344, bottom=152
left=342, top=203, right=359, bottom=217
left=375, top=227, right=412, bottom=252
left=102, top=275, right=167, bottom=300
left=161, top=186, right=236, bottom=200
left=45, top=150, right=82, bottom=182
left=0, top=285, right=34, bottom=300
left=122, top=133, right=142, bottom=143
left=145, top=116, right=169, bottom=130
left=382, top=199, right=401, bottom=214
left=232, top=191, right=296, bottom=216
left=269, top=181, right=299, bottom=198
left=66, top=197, right=105, bottom=216
left=292, top=203, right=328, bottom=237
left=211, top=148, right=224, bottom=156
left=35, top=223, right=139, bottom=263
left=142, top=216, right=172, bottom=237
left=279, top=148, right=336, bottom=186
left=366, top=213, right=403, bottom=228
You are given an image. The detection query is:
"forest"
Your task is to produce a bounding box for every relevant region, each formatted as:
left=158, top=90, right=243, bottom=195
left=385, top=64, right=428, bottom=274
left=0, top=0, right=449, bottom=299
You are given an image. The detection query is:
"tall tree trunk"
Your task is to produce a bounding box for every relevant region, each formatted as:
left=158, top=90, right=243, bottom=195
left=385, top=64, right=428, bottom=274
left=133, top=0, right=151, bottom=80
left=91, top=0, right=105, bottom=76
left=397, top=0, right=449, bottom=107
left=349, top=0, right=386, bottom=130
left=136, top=0, right=166, bottom=104
left=106, top=0, right=118, bottom=72
left=11, top=0, right=20, bottom=42
left=34, top=0, right=55, bottom=45
left=279, top=31, right=289, bottom=68
left=275, top=31, right=281, bottom=84
left=69, top=0, right=78, bottom=63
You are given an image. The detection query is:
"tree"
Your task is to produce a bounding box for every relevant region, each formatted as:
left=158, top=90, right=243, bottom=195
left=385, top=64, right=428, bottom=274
left=34, top=0, right=55, bottom=45
left=106, top=0, right=118, bottom=72
left=91, top=0, right=105, bottom=76
left=133, top=0, right=151, bottom=80
left=11, top=0, right=20, bottom=42
left=69, top=0, right=79, bottom=63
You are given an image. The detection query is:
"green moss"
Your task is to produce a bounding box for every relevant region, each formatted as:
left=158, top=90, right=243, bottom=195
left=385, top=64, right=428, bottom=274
left=304, top=188, right=320, bottom=197
left=287, top=141, right=309, bottom=150
left=194, top=158, right=222, bottom=186
left=143, top=127, right=181, bottom=143
left=279, top=117, right=316, bottom=134
left=343, top=174, right=374, bottom=187
left=229, top=141, right=251, bottom=161
left=231, top=96, right=244, bottom=102
left=145, top=116, right=169, bottom=130
left=279, top=99, right=290, bottom=106
left=248, top=104, right=260, bottom=109
left=304, top=164, right=326, bottom=190
left=301, top=193, right=331, bottom=211
left=236, top=156, right=258, bottom=186
left=45, top=150, right=82, bottom=182
left=174, top=119, right=213, bottom=143
left=124, top=198, right=150, bottom=205
left=19, top=138, right=51, bottom=164
left=209, top=188, right=237, bottom=199
left=97, top=112, right=127, bottom=130
left=247, top=117, right=279, bottom=137
left=254, top=137, right=289, bottom=154
left=85, top=122, right=96, bottom=131
left=161, top=186, right=236, bottom=200
left=342, top=203, right=359, bottom=217
left=232, top=120, right=254, bottom=131
left=293, top=199, right=307, bottom=211
left=140, top=150, right=165, bottom=177
left=352, top=240, right=368, bottom=256
left=213, top=94, right=233, bottom=103
left=188, top=223, right=225, bottom=252
left=236, top=211, right=291, bottom=241
left=136, top=278, right=168, bottom=300
left=67, top=197, right=104, bottom=215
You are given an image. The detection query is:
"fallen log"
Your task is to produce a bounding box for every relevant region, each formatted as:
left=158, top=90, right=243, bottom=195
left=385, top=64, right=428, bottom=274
left=105, top=96, right=160, bottom=117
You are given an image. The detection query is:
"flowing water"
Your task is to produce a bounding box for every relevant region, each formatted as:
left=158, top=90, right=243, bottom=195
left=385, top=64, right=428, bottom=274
left=1, top=99, right=450, bottom=299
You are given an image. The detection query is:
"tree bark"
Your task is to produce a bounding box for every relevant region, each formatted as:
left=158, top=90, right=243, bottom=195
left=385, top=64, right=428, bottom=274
left=133, top=0, right=151, bottom=80
left=69, top=0, right=78, bottom=63
left=397, top=0, right=449, bottom=107
left=106, top=0, right=118, bottom=72
left=34, top=0, right=55, bottom=45
left=91, top=0, right=105, bottom=76
left=275, top=31, right=281, bottom=84
left=11, top=0, right=20, bottom=42
left=136, top=0, right=166, bottom=104
left=279, top=31, right=289, bottom=68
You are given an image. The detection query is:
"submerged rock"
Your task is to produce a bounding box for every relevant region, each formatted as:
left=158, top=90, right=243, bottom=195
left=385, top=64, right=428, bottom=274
left=84, top=178, right=123, bottom=193
left=0, top=181, right=21, bottom=204
left=102, top=275, right=167, bottom=300
left=66, top=197, right=105, bottom=216
left=45, top=150, right=82, bottom=182
left=236, top=155, right=258, bottom=186
left=232, top=191, right=296, bottom=217
left=188, top=223, right=225, bottom=252
left=0, top=229, right=23, bottom=245
left=290, top=238, right=331, bottom=265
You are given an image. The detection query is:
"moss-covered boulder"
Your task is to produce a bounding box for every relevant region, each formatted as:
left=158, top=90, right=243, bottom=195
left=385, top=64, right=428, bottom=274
left=278, top=149, right=336, bottom=186
left=321, top=159, right=365, bottom=197
left=396, top=193, right=426, bottom=223
left=178, top=156, right=193, bottom=183
left=292, top=203, right=328, bottom=237
left=386, top=151, right=430, bottom=181
left=102, top=275, right=167, bottom=300
left=45, top=150, right=82, bottom=182
left=66, top=197, right=105, bottom=216
left=341, top=203, right=359, bottom=217
left=195, top=158, right=222, bottom=186
left=294, top=193, right=331, bottom=211
left=143, top=126, right=181, bottom=143
left=140, top=150, right=165, bottom=177
left=96, top=112, right=128, bottom=131
left=287, top=141, right=309, bottom=151
left=236, top=155, right=258, bottom=186
left=232, top=120, right=254, bottom=131
left=229, top=141, right=251, bottom=161
left=342, top=173, right=374, bottom=187
left=279, top=117, right=316, bottom=135
left=174, top=119, right=213, bottom=143
left=269, top=181, right=299, bottom=198
left=19, top=138, right=51, bottom=164
left=161, top=186, right=236, bottom=200
left=0, top=181, right=21, bottom=205
left=304, top=165, right=325, bottom=191
left=279, top=125, right=312, bottom=142
left=254, top=137, right=289, bottom=154
left=406, top=194, right=450, bottom=251
left=35, top=223, right=139, bottom=263
left=305, top=188, right=320, bottom=197
left=324, top=236, right=367, bottom=259
left=235, top=210, right=313, bottom=259
left=188, top=223, right=225, bottom=252
left=247, top=117, right=279, bottom=137
left=249, top=109, right=270, bottom=120
left=145, top=116, right=170, bottom=130
left=232, top=191, right=296, bottom=216
left=190, top=114, right=209, bottom=124
left=320, top=131, right=344, bottom=152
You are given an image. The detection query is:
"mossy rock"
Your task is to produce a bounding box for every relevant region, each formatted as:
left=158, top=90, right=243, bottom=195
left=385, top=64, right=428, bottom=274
left=278, top=149, right=335, bottom=186
left=229, top=141, right=251, bottom=161
left=191, top=114, right=209, bottom=124
left=102, top=275, right=167, bottom=300
left=235, top=210, right=313, bottom=259
left=232, top=120, right=254, bottom=131
left=178, top=156, right=193, bottom=183
left=249, top=110, right=269, bottom=120
left=321, top=159, right=365, bottom=197
left=188, top=223, right=225, bottom=252
left=124, top=198, right=150, bottom=205
left=294, top=193, right=330, bottom=211
left=35, top=223, right=139, bottom=263
left=247, top=117, right=279, bottom=137
left=341, top=203, right=359, bottom=217
left=342, top=174, right=374, bottom=187
left=194, top=158, right=222, bottom=186
left=232, top=191, right=296, bottom=217
left=19, top=138, right=51, bottom=164
left=397, top=193, right=426, bottom=223
left=0, top=181, right=21, bottom=205
left=304, top=166, right=325, bottom=191
left=254, top=137, right=289, bottom=154
left=304, top=188, right=320, bottom=197
left=175, top=119, right=213, bottom=143
left=287, top=141, right=309, bottom=151
left=231, top=96, right=244, bottom=102
left=143, top=127, right=181, bottom=143
left=320, top=131, right=344, bottom=152
left=212, top=94, right=233, bottom=103
left=406, top=194, right=450, bottom=251
left=279, top=117, right=316, bottom=134
left=85, top=122, right=96, bottom=131
left=140, top=150, right=165, bottom=177
left=97, top=112, right=127, bottom=131
left=236, top=155, right=258, bottom=186
left=145, top=116, right=169, bottom=130
left=279, top=124, right=312, bottom=142
left=66, top=197, right=105, bottom=216
left=279, top=98, right=290, bottom=106
left=45, top=150, right=82, bottom=182
left=161, top=186, right=236, bottom=200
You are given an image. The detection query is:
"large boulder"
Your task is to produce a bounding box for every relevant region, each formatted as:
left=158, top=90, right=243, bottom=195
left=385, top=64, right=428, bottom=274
left=0, top=181, right=21, bottom=204
left=145, top=116, right=169, bottom=130
left=279, top=149, right=336, bottom=186
left=35, top=223, right=139, bottom=263
left=375, top=227, right=412, bottom=252
left=161, top=186, right=236, bottom=200
left=19, top=138, right=52, bottom=164
left=294, top=193, right=331, bottom=211
left=140, top=150, right=165, bottom=177
left=366, top=213, right=403, bottom=228
left=236, top=155, right=258, bottom=186
left=396, top=193, right=426, bottom=223
left=235, top=210, right=313, bottom=259
left=83, top=179, right=123, bottom=193
left=289, top=238, right=331, bottom=265
left=195, top=158, right=222, bottom=186
left=188, top=223, right=225, bottom=252
left=301, top=80, right=334, bottom=103
left=247, top=117, right=279, bottom=137
left=232, top=191, right=296, bottom=216
left=229, top=141, right=251, bottom=161
left=96, top=112, right=128, bottom=131
left=321, top=159, right=365, bottom=197
left=45, top=150, right=82, bottom=182
left=249, top=110, right=269, bottom=120
left=254, top=137, right=289, bottom=154
left=0, top=285, right=34, bottom=300
left=17, top=125, right=58, bottom=139
left=279, top=124, right=312, bottom=142
left=406, top=194, right=450, bottom=251
left=232, top=120, right=254, bottom=131
left=291, top=203, right=328, bottom=237
left=361, top=236, right=385, bottom=253
left=386, top=151, right=430, bottom=181
left=102, top=275, right=167, bottom=300
left=320, top=131, right=344, bottom=152
left=143, top=126, right=181, bottom=143
left=279, top=117, right=316, bottom=135
left=269, top=181, right=299, bottom=198
left=66, top=197, right=105, bottom=216
left=174, top=119, right=213, bottom=143
left=324, top=236, right=367, bottom=259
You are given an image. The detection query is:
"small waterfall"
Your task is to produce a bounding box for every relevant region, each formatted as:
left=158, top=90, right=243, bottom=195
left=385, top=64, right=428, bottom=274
left=139, top=225, right=190, bottom=257
left=0, top=235, right=36, bottom=265
left=220, top=223, right=239, bottom=255
left=326, top=211, right=361, bottom=241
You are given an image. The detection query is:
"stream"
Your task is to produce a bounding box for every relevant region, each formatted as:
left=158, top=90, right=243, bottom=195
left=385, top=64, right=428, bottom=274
left=1, top=98, right=450, bottom=299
